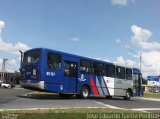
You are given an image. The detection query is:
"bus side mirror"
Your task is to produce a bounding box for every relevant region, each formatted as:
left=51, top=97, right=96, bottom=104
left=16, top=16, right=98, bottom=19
left=19, top=50, right=24, bottom=68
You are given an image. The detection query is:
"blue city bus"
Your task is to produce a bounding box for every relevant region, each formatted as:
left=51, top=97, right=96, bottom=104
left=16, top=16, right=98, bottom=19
left=20, top=48, right=142, bottom=100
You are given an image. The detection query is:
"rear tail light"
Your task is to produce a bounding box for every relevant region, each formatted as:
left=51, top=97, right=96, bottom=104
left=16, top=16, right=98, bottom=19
left=33, top=69, right=37, bottom=76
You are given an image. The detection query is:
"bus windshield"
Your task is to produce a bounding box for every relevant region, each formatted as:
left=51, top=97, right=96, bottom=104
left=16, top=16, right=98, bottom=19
left=23, top=50, right=41, bottom=65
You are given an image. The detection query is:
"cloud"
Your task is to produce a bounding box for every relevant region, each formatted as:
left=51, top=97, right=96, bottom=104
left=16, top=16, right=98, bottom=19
left=0, top=20, right=30, bottom=55
left=0, top=20, right=5, bottom=34
left=95, top=53, right=160, bottom=78
left=111, top=0, right=128, bottom=6
left=6, top=59, right=19, bottom=73
left=70, top=37, right=80, bottom=42
left=114, top=56, right=138, bottom=68
left=113, top=56, right=155, bottom=77
left=98, top=25, right=160, bottom=78
left=0, top=58, right=2, bottom=70
left=116, top=51, right=160, bottom=78
left=115, top=39, right=121, bottom=43
left=141, top=51, right=160, bottom=76
left=0, top=38, right=30, bottom=55
left=0, top=20, right=31, bottom=72
left=123, top=25, right=160, bottom=77
left=8, top=59, right=17, bottom=65
left=131, top=25, right=160, bottom=50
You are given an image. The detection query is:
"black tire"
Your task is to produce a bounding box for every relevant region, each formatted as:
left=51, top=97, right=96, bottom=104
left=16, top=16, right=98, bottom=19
left=59, top=93, right=72, bottom=99
left=80, top=86, right=90, bottom=99
left=3, top=86, right=7, bottom=88
left=106, top=96, right=112, bottom=99
left=124, top=90, right=131, bottom=100
left=76, top=94, right=81, bottom=99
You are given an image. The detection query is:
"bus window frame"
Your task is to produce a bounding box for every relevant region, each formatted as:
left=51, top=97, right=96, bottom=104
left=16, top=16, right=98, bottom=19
left=115, top=66, right=125, bottom=79
left=47, top=52, right=62, bottom=70
left=80, top=59, right=92, bottom=74
left=93, top=61, right=105, bottom=76
left=64, top=60, right=78, bottom=77
left=105, top=64, right=115, bottom=78
left=23, top=50, right=41, bottom=65
left=126, top=68, right=132, bottom=80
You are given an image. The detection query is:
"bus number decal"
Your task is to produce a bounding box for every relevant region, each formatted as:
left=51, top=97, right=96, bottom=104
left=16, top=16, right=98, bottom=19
left=46, top=72, right=55, bottom=76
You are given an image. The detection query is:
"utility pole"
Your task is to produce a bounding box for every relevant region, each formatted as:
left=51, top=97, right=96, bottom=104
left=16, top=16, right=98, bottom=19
left=1, top=58, right=8, bottom=81
left=124, top=46, right=142, bottom=73
left=139, top=52, right=142, bottom=73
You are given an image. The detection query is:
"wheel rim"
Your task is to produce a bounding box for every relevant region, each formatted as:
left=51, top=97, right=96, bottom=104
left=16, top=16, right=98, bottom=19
left=126, top=92, right=130, bottom=98
left=82, top=88, right=89, bottom=98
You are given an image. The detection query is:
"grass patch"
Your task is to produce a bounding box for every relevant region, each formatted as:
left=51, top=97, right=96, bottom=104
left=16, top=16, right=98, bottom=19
left=31, top=91, right=57, bottom=95
left=0, top=108, right=155, bottom=119
left=144, top=92, right=160, bottom=99
left=0, top=108, right=139, bottom=113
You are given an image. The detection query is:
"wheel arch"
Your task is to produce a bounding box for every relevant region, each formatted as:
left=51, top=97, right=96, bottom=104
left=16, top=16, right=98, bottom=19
left=127, top=88, right=133, bottom=96
left=80, top=84, right=91, bottom=94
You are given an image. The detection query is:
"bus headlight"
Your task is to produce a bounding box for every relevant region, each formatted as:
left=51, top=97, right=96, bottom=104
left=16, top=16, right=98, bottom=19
left=60, top=85, right=63, bottom=90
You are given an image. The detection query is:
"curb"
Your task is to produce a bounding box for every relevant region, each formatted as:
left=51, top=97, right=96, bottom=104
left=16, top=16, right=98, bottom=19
left=0, top=107, right=116, bottom=112
left=133, top=97, right=160, bottom=102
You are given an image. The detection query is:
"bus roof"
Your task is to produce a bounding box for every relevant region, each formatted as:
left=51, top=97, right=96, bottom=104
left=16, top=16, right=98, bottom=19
left=26, top=47, right=140, bottom=70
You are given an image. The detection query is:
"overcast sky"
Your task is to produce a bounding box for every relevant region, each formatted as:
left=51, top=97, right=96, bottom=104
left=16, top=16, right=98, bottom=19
left=0, top=0, right=160, bottom=78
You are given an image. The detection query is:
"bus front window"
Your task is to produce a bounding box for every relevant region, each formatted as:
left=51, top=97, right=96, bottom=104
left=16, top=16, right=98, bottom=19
left=23, top=50, right=40, bottom=65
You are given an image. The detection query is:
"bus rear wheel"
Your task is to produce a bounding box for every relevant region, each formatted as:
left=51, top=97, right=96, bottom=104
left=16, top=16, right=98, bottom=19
left=123, top=90, right=131, bottom=100
left=80, top=86, right=90, bottom=99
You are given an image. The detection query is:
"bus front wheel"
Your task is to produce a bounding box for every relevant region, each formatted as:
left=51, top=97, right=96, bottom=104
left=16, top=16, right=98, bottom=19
left=80, top=86, right=90, bottom=99
left=123, top=90, right=131, bottom=100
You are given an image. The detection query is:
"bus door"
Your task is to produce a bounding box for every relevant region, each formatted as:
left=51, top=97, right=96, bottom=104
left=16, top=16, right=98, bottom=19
left=133, top=73, right=141, bottom=96
left=64, top=60, right=78, bottom=93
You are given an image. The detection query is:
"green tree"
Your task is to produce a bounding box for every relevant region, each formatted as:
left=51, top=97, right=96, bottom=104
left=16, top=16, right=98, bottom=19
left=142, top=78, right=147, bottom=85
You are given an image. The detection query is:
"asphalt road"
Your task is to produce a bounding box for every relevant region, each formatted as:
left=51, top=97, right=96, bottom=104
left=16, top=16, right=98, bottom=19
left=95, top=97, right=160, bottom=113
left=0, top=88, right=31, bottom=104
left=0, top=88, right=160, bottom=113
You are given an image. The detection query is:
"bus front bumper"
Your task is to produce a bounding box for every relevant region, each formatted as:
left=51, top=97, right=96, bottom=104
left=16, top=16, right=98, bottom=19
left=20, top=80, right=45, bottom=90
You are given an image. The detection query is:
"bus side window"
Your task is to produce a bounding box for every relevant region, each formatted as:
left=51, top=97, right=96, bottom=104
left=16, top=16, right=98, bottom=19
left=126, top=68, right=132, bottom=80
left=47, top=52, right=62, bottom=69
left=64, top=61, right=77, bottom=77
left=93, top=62, right=105, bottom=75
left=116, top=66, right=125, bottom=79
left=69, top=63, right=77, bottom=77
left=64, top=62, right=70, bottom=76
left=80, top=59, right=92, bottom=74
left=105, top=64, right=115, bottom=78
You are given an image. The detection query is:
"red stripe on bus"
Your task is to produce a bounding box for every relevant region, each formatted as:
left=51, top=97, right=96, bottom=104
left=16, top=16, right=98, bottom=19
left=90, top=75, right=98, bottom=96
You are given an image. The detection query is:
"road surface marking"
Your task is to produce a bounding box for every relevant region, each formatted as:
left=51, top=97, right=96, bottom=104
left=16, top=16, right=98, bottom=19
left=94, top=101, right=126, bottom=110
left=131, top=108, right=160, bottom=111
left=133, top=97, right=160, bottom=102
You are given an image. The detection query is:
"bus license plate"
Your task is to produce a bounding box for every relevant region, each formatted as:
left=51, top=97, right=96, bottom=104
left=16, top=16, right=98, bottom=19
left=27, top=80, right=31, bottom=84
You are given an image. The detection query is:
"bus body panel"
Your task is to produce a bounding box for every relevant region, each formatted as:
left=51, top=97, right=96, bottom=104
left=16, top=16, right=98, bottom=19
left=20, top=48, right=44, bottom=90
left=132, top=68, right=142, bottom=96
left=103, top=77, right=114, bottom=96
left=20, top=48, right=143, bottom=97
left=77, top=73, right=90, bottom=94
